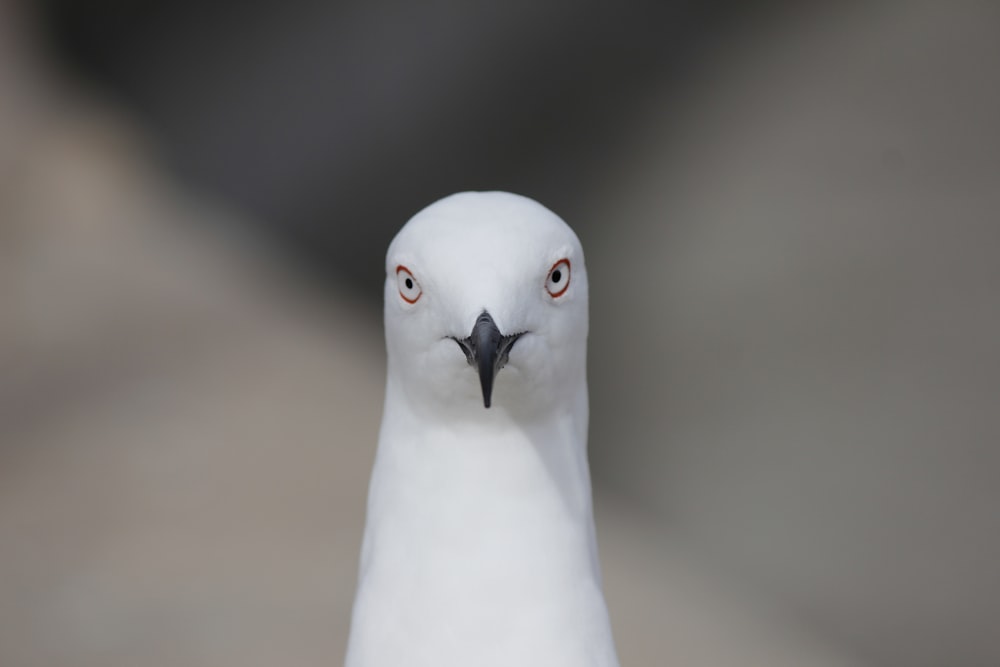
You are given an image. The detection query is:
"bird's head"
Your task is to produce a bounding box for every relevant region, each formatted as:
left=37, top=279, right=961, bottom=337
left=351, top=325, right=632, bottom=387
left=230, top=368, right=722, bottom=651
left=383, top=191, right=588, bottom=417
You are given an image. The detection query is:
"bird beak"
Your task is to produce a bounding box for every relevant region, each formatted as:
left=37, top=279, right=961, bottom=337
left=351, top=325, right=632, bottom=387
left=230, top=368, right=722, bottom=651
left=452, top=311, right=524, bottom=408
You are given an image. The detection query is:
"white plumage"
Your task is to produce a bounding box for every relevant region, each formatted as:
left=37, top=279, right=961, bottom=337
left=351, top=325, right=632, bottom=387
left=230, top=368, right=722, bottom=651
left=345, top=191, right=619, bottom=667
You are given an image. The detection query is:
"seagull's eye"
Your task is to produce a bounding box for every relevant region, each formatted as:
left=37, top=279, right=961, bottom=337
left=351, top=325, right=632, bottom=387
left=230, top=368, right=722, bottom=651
left=545, top=259, right=571, bottom=298
left=396, top=265, right=422, bottom=304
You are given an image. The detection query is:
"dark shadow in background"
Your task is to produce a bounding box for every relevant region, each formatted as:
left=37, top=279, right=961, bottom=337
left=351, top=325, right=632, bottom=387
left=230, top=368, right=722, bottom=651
left=38, top=0, right=770, bottom=304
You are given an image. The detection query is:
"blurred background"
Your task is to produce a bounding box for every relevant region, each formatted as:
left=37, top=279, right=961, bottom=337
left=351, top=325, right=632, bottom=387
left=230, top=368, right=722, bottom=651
left=2, top=1, right=999, bottom=665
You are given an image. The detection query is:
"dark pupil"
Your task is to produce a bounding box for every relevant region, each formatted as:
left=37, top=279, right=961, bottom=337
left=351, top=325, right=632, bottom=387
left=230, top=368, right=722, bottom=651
left=551, top=270, right=562, bottom=283
left=404, top=278, right=414, bottom=290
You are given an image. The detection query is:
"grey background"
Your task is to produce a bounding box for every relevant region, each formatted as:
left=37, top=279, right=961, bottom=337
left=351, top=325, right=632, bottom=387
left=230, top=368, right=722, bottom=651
left=2, top=1, right=998, bottom=665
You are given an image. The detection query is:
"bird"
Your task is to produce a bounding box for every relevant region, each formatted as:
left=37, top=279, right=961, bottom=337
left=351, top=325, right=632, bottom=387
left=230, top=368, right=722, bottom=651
left=345, top=191, right=619, bottom=667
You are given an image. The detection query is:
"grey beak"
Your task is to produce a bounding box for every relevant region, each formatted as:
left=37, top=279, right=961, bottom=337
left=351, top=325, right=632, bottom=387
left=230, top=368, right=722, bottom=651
left=452, top=311, right=524, bottom=408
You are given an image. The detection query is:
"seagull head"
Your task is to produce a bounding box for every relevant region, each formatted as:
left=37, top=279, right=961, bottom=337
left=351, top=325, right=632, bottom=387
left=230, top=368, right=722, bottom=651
left=383, top=191, right=588, bottom=416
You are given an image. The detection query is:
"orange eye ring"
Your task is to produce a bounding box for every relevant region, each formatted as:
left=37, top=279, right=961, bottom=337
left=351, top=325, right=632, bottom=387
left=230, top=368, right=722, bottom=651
left=396, top=265, right=422, bottom=303
left=545, top=259, right=571, bottom=298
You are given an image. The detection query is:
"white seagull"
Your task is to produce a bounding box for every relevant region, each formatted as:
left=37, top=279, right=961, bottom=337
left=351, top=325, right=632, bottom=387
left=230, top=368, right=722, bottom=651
left=345, top=191, right=619, bottom=667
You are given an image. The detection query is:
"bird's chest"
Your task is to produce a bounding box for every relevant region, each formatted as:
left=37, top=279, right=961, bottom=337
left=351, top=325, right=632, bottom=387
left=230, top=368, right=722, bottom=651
left=351, top=434, right=602, bottom=665
left=352, top=531, right=603, bottom=667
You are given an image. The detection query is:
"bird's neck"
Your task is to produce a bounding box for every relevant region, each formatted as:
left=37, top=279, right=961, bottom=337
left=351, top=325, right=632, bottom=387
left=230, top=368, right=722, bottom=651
left=360, top=377, right=600, bottom=581
left=348, top=381, right=616, bottom=665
